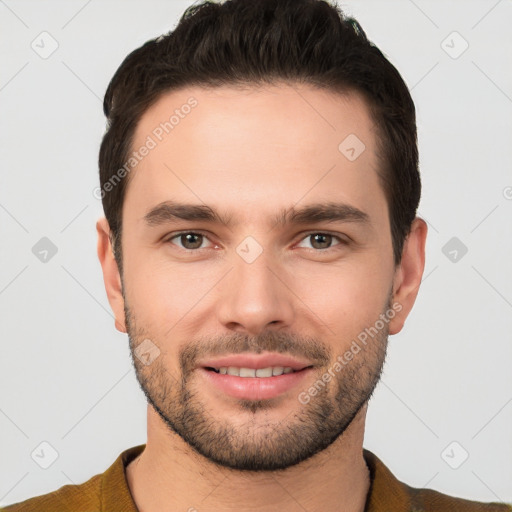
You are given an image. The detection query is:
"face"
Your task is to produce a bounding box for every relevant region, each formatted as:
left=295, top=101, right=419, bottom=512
left=107, top=83, right=409, bottom=471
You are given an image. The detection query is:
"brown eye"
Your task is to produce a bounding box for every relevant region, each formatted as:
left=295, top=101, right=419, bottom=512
left=168, top=232, right=209, bottom=250
left=310, top=233, right=333, bottom=249
left=297, top=233, right=344, bottom=250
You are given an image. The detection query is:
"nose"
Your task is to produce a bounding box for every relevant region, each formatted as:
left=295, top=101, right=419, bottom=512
left=216, top=249, right=295, bottom=336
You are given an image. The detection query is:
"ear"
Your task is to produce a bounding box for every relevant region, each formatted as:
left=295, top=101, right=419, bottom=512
left=96, top=217, right=127, bottom=333
left=388, top=217, right=428, bottom=335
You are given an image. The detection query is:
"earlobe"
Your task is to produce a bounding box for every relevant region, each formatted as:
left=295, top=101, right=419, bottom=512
left=388, top=217, right=428, bottom=335
left=96, top=217, right=127, bottom=333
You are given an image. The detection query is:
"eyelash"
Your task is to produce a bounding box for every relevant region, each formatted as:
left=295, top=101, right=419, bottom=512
left=164, top=230, right=349, bottom=252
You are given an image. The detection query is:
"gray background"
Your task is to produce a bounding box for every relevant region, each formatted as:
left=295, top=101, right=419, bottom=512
left=1, top=0, right=511, bottom=507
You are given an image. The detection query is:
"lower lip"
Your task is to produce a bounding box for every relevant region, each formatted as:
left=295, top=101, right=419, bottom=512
left=199, top=367, right=313, bottom=400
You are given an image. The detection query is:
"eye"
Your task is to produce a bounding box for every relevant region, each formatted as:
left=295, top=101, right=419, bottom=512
left=296, top=232, right=347, bottom=251
left=166, top=231, right=214, bottom=251
left=164, top=231, right=348, bottom=252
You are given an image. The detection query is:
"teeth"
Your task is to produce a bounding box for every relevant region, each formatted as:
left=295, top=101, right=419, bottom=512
left=215, top=366, right=296, bottom=377
left=239, top=367, right=256, bottom=377
left=256, top=367, right=273, bottom=377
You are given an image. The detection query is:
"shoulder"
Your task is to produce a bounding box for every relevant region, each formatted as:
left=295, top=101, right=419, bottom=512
left=1, top=474, right=102, bottom=512
left=363, top=449, right=512, bottom=512
left=1, top=444, right=145, bottom=512
left=405, top=484, right=512, bottom=511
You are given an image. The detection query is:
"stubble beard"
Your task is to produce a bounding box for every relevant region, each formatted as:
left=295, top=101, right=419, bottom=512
left=125, top=298, right=390, bottom=472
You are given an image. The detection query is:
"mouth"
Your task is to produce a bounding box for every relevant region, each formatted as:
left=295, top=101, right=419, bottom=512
left=198, top=354, right=316, bottom=400
left=198, top=352, right=314, bottom=374
left=204, top=365, right=313, bottom=377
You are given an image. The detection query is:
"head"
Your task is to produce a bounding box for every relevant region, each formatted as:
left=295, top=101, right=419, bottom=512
left=97, top=0, right=426, bottom=471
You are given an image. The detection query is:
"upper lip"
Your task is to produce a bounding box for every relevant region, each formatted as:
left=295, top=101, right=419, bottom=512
left=198, top=353, right=314, bottom=371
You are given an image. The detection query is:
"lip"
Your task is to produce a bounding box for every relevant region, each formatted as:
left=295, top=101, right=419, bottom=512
left=197, top=353, right=313, bottom=371
left=199, top=366, right=314, bottom=400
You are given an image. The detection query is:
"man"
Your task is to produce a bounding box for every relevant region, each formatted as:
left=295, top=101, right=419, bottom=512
left=3, top=0, right=510, bottom=511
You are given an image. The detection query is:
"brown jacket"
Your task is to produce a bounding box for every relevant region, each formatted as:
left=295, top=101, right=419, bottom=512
left=2, top=444, right=511, bottom=511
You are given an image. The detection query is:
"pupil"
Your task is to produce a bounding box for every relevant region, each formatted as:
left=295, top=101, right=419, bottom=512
left=183, top=233, right=202, bottom=249
left=312, top=233, right=330, bottom=249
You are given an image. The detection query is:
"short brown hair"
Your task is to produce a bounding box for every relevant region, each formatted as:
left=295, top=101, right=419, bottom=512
left=99, top=0, right=421, bottom=272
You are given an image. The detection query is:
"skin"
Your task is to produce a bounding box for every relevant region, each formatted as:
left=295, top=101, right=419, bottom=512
left=97, top=83, right=427, bottom=512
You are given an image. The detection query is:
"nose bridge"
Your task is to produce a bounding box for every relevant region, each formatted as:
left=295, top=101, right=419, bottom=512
left=216, top=241, right=294, bottom=334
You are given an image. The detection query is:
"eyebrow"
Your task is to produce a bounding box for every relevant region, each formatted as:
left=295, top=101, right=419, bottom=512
left=143, top=200, right=371, bottom=229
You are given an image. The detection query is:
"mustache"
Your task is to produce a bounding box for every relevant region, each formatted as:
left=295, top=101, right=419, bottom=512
left=180, top=331, right=332, bottom=376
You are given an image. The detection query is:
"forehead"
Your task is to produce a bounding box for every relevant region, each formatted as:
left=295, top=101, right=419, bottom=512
left=125, top=83, right=386, bottom=227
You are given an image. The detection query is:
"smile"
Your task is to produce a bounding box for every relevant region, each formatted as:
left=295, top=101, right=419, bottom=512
left=200, top=366, right=314, bottom=400
left=205, top=366, right=302, bottom=377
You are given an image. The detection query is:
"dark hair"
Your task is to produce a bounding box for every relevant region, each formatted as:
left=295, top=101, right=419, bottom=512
left=99, top=0, right=421, bottom=272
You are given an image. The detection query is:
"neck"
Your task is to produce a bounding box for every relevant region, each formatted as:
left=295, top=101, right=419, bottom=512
left=126, top=405, right=371, bottom=512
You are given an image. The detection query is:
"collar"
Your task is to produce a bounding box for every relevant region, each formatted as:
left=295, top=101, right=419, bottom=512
left=100, top=444, right=412, bottom=511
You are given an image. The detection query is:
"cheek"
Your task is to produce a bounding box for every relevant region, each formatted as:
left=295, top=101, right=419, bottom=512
left=124, top=251, right=217, bottom=330
left=291, top=255, right=392, bottom=337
